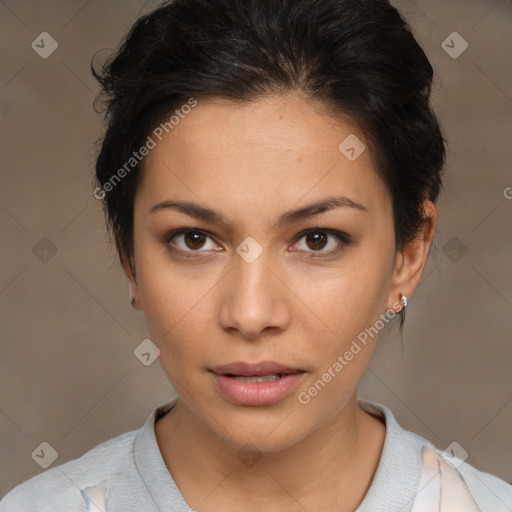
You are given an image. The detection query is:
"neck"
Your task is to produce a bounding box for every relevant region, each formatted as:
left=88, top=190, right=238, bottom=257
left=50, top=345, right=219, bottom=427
left=155, top=394, right=385, bottom=511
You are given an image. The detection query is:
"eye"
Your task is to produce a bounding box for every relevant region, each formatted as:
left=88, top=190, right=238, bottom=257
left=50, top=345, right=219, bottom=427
left=290, top=228, right=350, bottom=258
left=163, top=226, right=350, bottom=259
left=164, top=228, right=220, bottom=256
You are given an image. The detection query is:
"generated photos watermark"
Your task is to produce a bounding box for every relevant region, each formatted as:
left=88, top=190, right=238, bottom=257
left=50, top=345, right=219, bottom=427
left=93, top=98, right=198, bottom=200
left=297, top=299, right=403, bottom=405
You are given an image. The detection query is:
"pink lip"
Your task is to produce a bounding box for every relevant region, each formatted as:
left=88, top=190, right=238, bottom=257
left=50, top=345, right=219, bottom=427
left=209, top=361, right=306, bottom=406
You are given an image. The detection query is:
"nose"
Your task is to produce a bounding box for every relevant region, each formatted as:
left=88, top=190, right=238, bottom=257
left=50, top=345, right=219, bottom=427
left=218, top=248, right=291, bottom=340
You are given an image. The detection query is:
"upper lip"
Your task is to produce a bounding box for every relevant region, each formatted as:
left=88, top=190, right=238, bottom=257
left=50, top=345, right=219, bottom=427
left=210, top=361, right=305, bottom=376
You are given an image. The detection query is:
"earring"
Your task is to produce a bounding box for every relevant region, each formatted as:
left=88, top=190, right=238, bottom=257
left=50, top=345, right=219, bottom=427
left=400, top=294, right=408, bottom=310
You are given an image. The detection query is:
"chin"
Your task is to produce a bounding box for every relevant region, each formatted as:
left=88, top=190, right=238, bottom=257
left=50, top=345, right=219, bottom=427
left=208, top=406, right=310, bottom=454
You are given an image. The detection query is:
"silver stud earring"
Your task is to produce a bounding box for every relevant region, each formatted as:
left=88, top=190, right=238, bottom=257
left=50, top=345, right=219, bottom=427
left=400, top=294, right=408, bottom=310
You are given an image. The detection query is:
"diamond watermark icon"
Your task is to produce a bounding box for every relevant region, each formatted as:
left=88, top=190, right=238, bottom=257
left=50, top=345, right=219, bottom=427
left=441, top=32, right=468, bottom=59
left=32, top=237, right=58, bottom=263
left=31, top=441, right=58, bottom=469
left=338, top=134, right=366, bottom=161
left=237, top=443, right=263, bottom=468
left=236, top=237, right=263, bottom=264
left=442, top=237, right=468, bottom=263
left=441, top=441, right=469, bottom=469
left=134, top=339, right=160, bottom=366
left=31, top=32, right=59, bottom=59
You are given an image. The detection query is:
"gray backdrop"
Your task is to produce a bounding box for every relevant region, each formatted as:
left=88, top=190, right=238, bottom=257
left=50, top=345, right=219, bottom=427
left=1, top=0, right=511, bottom=497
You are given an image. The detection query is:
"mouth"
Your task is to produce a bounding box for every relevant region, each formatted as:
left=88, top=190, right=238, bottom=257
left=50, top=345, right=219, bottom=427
left=210, top=360, right=305, bottom=378
left=223, top=373, right=300, bottom=383
left=209, top=361, right=306, bottom=406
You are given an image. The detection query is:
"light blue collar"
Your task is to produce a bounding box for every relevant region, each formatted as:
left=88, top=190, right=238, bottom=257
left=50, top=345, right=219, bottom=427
left=79, top=398, right=480, bottom=511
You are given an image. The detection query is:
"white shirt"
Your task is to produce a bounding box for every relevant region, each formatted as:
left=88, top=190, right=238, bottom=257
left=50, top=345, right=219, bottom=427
left=1, top=398, right=511, bottom=511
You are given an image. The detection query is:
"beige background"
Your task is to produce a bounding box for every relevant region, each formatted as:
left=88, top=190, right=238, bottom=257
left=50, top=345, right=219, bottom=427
left=1, top=0, right=511, bottom=498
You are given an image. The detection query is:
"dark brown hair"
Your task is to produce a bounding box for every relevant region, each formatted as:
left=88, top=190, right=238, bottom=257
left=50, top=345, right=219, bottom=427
left=92, top=0, right=446, bottom=327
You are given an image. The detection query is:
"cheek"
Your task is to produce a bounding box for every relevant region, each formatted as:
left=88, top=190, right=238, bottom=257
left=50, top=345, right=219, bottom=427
left=134, top=249, right=221, bottom=364
left=290, top=262, right=392, bottom=413
left=139, top=274, right=202, bottom=339
left=288, top=251, right=394, bottom=347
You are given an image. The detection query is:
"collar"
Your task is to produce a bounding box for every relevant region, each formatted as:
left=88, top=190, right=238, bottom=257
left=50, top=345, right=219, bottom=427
left=355, top=399, right=427, bottom=511
left=132, top=396, right=188, bottom=511
left=130, top=398, right=428, bottom=511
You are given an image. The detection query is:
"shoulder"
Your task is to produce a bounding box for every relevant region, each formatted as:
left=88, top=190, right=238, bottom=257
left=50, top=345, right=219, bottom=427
left=399, top=417, right=512, bottom=510
left=359, top=400, right=512, bottom=510
left=0, top=429, right=138, bottom=512
left=457, top=458, right=512, bottom=511
left=403, top=428, right=512, bottom=509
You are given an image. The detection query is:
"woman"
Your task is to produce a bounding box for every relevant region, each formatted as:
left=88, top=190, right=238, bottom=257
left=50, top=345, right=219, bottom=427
left=1, top=0, right=511, bottom=510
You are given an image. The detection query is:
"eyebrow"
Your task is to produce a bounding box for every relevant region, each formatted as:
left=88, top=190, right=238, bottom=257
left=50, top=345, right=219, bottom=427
left=149, top=195, right=367, bottom=228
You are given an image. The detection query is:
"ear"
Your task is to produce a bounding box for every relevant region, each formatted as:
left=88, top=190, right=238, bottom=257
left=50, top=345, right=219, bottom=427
left=120, top=251, right=144, bottom=311
left=386, top=200, right=437, bottom=311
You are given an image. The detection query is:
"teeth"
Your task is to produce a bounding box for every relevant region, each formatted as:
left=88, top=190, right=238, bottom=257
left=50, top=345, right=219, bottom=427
left=231, top=374, right=282, bottom=382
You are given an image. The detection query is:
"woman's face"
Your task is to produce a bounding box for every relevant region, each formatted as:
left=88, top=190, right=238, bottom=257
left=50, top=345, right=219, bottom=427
left=127, top=92, right=407, bottom=451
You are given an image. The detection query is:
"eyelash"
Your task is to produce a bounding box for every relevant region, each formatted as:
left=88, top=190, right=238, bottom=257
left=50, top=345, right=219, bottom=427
left=162, top=227, right=351, bottom=259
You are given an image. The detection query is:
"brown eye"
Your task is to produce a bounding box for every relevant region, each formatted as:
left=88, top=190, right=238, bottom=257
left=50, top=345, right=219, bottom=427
left=183, top=232, right=207, bottom=250
left=164, top=228, right=220, bottom=256
left=305, top=232, right=328, bottom=251
left=291, top=228, right=350, bottom=258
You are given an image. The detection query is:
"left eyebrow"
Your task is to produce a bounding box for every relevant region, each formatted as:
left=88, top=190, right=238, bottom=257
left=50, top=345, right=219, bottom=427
left=274, top=196, right=367, bottom=227
left=149, top=195, right=367, bottom=229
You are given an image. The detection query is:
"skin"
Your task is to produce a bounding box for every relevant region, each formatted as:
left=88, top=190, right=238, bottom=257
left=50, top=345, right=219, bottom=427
left=123, top=91, right=437, bottom=511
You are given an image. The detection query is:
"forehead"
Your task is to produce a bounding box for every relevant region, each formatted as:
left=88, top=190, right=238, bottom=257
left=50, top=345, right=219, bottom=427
left=137, top=92, right=391, bottom=222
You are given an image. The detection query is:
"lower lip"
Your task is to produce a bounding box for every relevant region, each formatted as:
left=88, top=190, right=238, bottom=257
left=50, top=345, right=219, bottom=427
left=211, top=372, right=305, bottom=406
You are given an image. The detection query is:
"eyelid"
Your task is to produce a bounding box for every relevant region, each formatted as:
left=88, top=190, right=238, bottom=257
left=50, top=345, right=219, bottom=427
left=292, top=227, right=350, bottom=243
left=163, top=227, right=221, bottom=257
left=290, top=227, right=351, bottom=257
left=163, top=226, right=212, bottom=243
